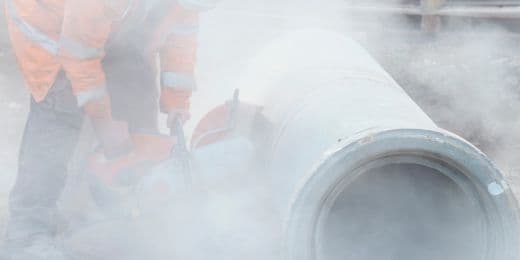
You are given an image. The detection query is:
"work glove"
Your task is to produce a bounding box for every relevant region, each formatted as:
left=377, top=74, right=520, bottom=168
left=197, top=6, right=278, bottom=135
left=167, top=108, right=190, bottom=130
left=84, top=96, right=134, bottom=159
left=91, top=119, right=134, bottom=159
left=160, top=88, right=192, bottom=132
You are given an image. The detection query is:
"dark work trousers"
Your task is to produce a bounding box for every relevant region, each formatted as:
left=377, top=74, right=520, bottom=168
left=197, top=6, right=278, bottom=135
left=6, top=44, right=158, bottom=246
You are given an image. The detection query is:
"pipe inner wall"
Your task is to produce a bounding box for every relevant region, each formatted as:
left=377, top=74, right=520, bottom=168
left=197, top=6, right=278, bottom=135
left=318, top=162, right=487, bottom=260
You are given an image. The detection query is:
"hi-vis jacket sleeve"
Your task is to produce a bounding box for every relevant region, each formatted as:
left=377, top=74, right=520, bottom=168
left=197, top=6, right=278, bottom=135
left=4, top=0, right=64, bottom=102
left=157, top=4, right=200, bottom=113
left=59, top=0, right=129, bottom=107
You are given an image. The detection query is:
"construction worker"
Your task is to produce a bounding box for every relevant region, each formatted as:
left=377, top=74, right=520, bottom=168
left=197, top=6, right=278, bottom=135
left=2, top=0, right=218, bottom=259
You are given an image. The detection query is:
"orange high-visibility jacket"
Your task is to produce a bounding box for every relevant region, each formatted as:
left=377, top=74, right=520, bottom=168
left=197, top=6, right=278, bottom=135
left=5, top=0, right=201, bottom=112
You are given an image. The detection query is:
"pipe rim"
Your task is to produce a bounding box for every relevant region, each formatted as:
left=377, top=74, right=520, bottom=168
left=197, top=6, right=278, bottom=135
left=286, top=128, right=519, bottom=260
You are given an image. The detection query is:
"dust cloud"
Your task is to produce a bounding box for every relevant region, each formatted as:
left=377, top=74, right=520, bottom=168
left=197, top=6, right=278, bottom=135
left=0, top=0, right=519, bottom=260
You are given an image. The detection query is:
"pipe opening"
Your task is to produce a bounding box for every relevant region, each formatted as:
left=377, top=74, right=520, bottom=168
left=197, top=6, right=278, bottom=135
left=318, top=163, right=488, bottom=260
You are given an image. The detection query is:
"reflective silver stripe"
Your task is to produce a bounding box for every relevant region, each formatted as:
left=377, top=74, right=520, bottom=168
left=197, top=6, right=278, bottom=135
left=177, top=0, right=219, bottom=11
left=5, top=0, right=59, bottom=55
left=161, top=72, right=196, bottom=90
left=76, top=86, right=109, bottom=107
left=59, top=37, right=104, bottom=60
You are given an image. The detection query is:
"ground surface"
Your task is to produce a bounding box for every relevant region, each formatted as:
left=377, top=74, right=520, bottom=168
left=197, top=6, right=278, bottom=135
left=0, top=0, right=519, bottom=252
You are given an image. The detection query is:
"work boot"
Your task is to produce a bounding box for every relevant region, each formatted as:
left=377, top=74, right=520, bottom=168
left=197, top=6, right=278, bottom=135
left=2, top=235, right=69, bottom=260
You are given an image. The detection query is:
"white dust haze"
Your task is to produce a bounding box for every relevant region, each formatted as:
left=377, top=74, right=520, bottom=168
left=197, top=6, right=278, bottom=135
left=0, top=0, right=519, bottom=259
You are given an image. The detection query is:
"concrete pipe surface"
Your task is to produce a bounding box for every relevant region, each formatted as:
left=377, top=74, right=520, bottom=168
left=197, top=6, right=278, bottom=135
left=237, top=29, right=519, bottom=260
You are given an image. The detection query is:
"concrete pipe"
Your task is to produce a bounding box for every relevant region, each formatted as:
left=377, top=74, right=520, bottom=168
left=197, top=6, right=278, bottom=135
left=237, top=30, right=519, bottom=260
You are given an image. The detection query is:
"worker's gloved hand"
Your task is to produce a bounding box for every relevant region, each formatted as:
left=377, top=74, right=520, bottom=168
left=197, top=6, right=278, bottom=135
left=167, top=108, right=190, bottom=127
left=91, top=119, right=134, bottom=159
left=160, top=88, right=192, bottom=132
left=84, top=95, right=134, bottom=159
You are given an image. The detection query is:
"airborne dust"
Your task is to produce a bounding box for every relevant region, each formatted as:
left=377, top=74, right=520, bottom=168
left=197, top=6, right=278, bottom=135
left=0, top=0, right=519, bottom=259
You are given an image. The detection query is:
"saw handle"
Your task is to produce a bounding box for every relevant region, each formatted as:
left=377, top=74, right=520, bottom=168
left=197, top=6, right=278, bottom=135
left=170, top=117, right=192, bottom=186
left=171, top=117, right=186, bottom=147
